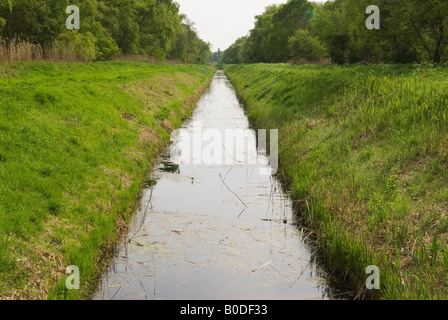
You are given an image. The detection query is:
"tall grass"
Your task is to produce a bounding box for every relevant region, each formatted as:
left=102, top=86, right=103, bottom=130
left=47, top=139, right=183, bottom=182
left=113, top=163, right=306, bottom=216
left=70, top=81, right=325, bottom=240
left=45, top=42, right=84, bottom=63
left=0, top=38, right=43, bottom=63
left=0, top=39, right=192, bottom=64
left=225, top=63, right=448, bottom=299
left=0, top=38, right=83, bottom=63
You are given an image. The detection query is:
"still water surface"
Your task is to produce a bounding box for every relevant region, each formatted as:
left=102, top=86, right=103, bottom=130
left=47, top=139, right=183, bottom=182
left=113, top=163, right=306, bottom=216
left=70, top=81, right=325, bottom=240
left=94, top=70, right=338, bottom=300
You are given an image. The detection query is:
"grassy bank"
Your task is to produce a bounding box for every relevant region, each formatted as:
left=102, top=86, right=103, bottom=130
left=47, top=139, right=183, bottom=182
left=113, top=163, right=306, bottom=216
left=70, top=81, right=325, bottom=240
left=224, top=63, right=448, bottom=299
left=0, top=61, right=215, bottom=299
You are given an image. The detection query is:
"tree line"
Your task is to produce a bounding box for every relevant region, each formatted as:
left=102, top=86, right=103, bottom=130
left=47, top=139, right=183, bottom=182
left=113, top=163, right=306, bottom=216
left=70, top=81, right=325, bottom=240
left=220, top=0, right=448, bottom=65
left=0, top=0, right=212, bottom=63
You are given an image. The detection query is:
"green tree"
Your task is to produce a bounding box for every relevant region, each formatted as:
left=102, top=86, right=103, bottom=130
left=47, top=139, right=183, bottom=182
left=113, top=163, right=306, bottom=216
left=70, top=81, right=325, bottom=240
left=404, top=0, right=448, bottom=63
left=97, top=0, right=140, bottom=55
left=244, top=5, right=279, bottom=63
left=289, top=29, right=326, bottom=62
left=168, top=21, right=188, bottom=62
left=74, top=0, right=120, bottom=61
left=0, top=0, right=67, bottom=46
left=167, top=15, right=211, bottom=64
left=222, top=36, right=247, bottom=64
left=135, top=0, right=180, bottom=60
left=268, top=0, right=314, bottom=62
left=311, top=0, right=350, bottom=64
left=195, top=39, right=211, bottom=64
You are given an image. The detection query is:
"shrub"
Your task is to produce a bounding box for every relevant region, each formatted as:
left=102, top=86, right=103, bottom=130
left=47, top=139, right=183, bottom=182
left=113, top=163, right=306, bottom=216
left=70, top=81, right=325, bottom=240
left=288, top=29, right=327, bottom=63
left=52, top=31, right=97, bottom=62
left=86, top=22, right=120, bottom=61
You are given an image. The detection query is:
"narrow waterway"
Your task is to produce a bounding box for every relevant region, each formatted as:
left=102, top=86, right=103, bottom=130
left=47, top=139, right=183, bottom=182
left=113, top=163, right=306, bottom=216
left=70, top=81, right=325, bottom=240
left=94, top=70, right=337, bottom=300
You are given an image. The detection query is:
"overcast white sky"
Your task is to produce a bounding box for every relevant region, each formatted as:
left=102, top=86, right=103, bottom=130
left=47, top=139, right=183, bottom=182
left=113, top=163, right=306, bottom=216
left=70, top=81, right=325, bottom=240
left=175, top=0, right=328, bottom=52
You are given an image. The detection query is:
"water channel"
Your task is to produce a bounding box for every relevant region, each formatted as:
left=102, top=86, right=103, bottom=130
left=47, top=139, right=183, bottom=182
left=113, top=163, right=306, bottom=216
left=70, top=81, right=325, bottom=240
left=94, top=70, right=340, bottom=300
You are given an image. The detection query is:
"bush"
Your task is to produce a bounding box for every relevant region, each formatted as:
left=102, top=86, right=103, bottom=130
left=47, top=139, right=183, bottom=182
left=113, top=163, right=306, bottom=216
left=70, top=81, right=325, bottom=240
left=288, top=29, right=327, bottom=63
left=94, top=35, right=121, bottom=61
left=49, top=24, right=121, bottom=62
left=86, top=22, right=120, bottom=61
left=52, top=31, right=97, bottom=62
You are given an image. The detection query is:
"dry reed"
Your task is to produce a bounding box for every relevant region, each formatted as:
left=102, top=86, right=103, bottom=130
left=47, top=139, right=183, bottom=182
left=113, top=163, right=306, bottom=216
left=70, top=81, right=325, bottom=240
left=0, top=39, right=186, bottom=64
left=0, top=38, right=43, bottom=63
left=1, top=38, right=88, bottom=63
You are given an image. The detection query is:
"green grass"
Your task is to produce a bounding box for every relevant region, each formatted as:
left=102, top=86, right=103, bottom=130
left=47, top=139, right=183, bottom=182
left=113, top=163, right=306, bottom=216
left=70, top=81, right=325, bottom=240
left=224, top=63, right=448, bottom=299
left=0, top=61, right=215, bottom=299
